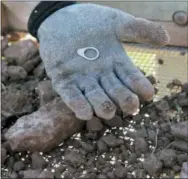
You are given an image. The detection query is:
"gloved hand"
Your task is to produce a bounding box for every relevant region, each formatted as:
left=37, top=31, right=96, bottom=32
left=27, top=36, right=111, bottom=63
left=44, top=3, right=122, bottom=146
left=37, top=3, right=169, bottom=120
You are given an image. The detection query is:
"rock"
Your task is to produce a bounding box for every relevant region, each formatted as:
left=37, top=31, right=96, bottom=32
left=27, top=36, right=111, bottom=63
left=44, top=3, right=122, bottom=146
left=1, top=60, right=8, bottom=82
left=143, top=154, right=162, bottom=176
left=101, top=135, right=124, bottom=148
left=1, top=147, right=7, bottom=165
left=20, top=169, right=42, bottom=178
left=7, top=66, right=27, bottom=81
left=102, top=115, right=123, bottom=127
left=180, top=162, right=188, bottom=179
left=13, top=161, right=25, bottom=171
left=4, top=98, right=85, bottom=152
left=172, top=79, right=182, bottom=86
left=31, top=152, right=47, bottom=169
left=171, top=140, right=188, bottom=152
left=177, top=154, right=188, bottom=164
left=158, top=149, right=176, bottom=167
left=36, top=80, right=58, bottom=106
left=22, top=56, right=41, bottom=73
left=128, top=153, right=137, bottom=164
left=33, top=62, right=45, bottom=79
left=64, top=151, right=84, bottom=165
left=38, top=170, right=54, bottom=178
left=114, top=165, right=127, bottom=178
left=171, top=121, right=188, bottom=142
left=4, top=40, right=38, bottom=65
left=135, top=137, right=148, bottom=154
left=1, top=36, right=8, bottom=53
left=147, top=75, right=156, bottom=85
left=86, top=117, right=103, bottom=132
left=97, top=140, right=108, bottom=153
left=9, top=171, right=19, bottom=179
left=81, top=142, right=95, bottom=153
left=2, top=88, right=34, bottom=118
left=178, top=92, right=188, bottom=107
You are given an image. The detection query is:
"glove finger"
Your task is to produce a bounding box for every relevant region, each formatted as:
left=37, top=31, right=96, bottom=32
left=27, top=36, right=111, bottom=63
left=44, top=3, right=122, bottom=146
left=60, top=85, right=93, bottom=120
left=101, top=73, right=139, bottom=115
left=114, top=61, right=154, bottom=101
left=116, top=13, right=170, bottom=46
left=79, top=78, right=116, bottom=120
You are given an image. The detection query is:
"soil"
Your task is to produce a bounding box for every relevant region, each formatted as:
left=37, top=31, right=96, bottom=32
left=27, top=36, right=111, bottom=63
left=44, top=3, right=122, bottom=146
left=1, top=34, right=188, bottom=179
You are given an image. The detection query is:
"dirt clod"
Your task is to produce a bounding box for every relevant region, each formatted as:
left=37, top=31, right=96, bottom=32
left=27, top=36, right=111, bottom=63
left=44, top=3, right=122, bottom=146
left=22, top=56, right=41, bottom=73
left=19, top=169, right=42, bottom=178
left=135, top=137, right=149, bottom=154
left=172, top=79, right=182, bottom=86
left=9, top=171, right=19, bottom=179
left=97, top=140, right=108, bottom=153
left=171, top=121, right=188, bottom=141
left=7, top=66, right=27, bottom=81
left=114, top=165, right=127, bottom=178
left=1, top=37, right=8, bottom=53
left=36, top=80, right=58, bottom=106
left=182, top=83, right=188, bottom=92
left=143, top=154, right=162, bottom=176
left=86, top=117, right=103, bottom=132
left=171, top=140, right=188, bottom=152
left=158, top=149, right=176, bottom=167
left=13, top=161, right=25, bottom=171
left=158, top=58, right=164, bottom=65
left=102, top=115, right=123, bottom=127
left=31, top=152, right=47, bottom=169
left=64, top=151, right=84, bottom=165
left=128, top=153, right=137, bottom=164
left=38, top=170, right=54, bottom=178
left=101, top=134, right=124, bottom=148
left=4, top=40, right=38, bottom=65
left=1, top=147, right=7, bottom=165
left=33, top=62, right=46, bottom=79
left=147, top=75, right=157, bottom=85
left=81, top=141, right=95, bottom=153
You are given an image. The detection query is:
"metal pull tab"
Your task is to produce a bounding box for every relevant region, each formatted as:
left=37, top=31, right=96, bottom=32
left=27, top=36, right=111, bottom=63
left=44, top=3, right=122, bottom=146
left=77, top=47, right=99, bottom=61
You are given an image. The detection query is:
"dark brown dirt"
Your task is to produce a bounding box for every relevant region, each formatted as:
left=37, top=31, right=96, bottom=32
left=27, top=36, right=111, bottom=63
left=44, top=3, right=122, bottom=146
left=1, top=37, right=188, bottom=179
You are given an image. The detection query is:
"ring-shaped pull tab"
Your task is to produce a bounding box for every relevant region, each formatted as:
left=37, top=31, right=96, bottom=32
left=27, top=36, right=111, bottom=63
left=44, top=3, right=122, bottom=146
left=77, top=47, right=99, bottom=61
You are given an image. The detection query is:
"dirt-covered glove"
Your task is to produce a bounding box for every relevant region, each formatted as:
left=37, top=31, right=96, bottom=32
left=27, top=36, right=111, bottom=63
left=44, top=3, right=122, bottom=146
left=37, top=3, right=169, bottom=120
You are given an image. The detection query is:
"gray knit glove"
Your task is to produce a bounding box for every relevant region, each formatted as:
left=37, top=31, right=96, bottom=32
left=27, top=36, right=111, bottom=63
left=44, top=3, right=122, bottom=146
left=37, top=3, right=169, bottom=120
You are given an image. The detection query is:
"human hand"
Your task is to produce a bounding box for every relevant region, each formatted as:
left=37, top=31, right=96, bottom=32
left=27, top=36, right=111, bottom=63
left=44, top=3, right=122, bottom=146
left=37, top=3, right=169, bottom=120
